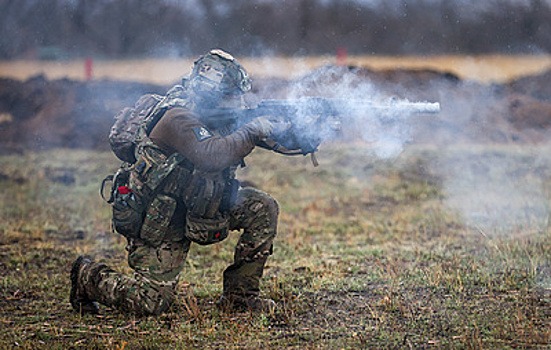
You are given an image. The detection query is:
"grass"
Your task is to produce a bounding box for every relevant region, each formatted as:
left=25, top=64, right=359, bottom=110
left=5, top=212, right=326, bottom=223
left=0, top=144, right=549, bottom=349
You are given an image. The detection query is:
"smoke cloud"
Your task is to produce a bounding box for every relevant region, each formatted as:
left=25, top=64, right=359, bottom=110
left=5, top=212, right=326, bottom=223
left=266, top=63, right=551, bottom=235
left=282, top=65, right=422, bottom=159
left=432, top=146, right=550, bottom=234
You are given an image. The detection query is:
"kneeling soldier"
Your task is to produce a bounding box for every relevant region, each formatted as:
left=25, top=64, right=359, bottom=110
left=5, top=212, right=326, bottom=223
left=70, top=49, right=288, bottom=315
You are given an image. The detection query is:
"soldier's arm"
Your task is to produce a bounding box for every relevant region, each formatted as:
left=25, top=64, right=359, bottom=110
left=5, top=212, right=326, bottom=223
left=149, top=108, right=264, bottom=172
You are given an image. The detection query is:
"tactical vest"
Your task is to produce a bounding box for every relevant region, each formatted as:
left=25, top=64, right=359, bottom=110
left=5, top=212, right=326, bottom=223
left=107, top=88, right=239, bottom=245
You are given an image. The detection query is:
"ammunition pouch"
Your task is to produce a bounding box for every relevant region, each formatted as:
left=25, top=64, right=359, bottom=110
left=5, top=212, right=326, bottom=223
left=181, top=177, right=238, bottom=245
left=101, top=143, right=241, bottom=245
left=130, top=146, right=190, bottom=198
left=100, top=167, right=145, bottom=239
left=185, top=213, right=229, bottom=245
left=101, top=146, right=188, bottom=240
left=140, top=194, right=177, bottom=247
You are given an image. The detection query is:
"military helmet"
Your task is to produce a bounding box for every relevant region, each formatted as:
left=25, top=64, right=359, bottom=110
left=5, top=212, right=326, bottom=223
left=188, top=49, right=251, bottom=97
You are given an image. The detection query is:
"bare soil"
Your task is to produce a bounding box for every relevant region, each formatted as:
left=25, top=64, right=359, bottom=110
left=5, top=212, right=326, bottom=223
left=1, top=64, right=551, bottom=153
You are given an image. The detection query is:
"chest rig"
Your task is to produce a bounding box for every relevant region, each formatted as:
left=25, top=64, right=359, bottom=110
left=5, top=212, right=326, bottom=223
left=124, top=90, right=239, bottom=245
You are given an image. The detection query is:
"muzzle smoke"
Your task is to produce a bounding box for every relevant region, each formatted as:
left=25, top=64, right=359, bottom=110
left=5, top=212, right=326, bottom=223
left=273, top=64, right=551, bottom=235
left=284, top=65, right=421, bottom=159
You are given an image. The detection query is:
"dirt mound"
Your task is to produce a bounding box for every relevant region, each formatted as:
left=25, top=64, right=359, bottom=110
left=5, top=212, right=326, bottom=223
left=508, top=94, right=551, bottom=128
left=0, top=75, right=166, bottom=153
left=508, top=69, right=551, bottom=102
left=1, top=66, right=550, bottom=153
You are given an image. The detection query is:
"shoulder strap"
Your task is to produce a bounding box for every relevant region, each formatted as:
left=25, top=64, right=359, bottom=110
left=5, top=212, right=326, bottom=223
left=134, top=85, right=192, bottom=160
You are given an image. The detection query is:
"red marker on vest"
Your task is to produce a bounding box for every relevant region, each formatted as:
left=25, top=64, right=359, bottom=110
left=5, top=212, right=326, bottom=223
left=117, top=186, right=132, bottom=195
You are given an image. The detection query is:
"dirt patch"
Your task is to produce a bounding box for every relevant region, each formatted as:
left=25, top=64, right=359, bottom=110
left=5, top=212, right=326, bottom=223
left=1, top=67, right=551, bottom=152
left=508, top=94, right=551, bottom=129
left=0, top=75, right=165, bottom=152
left=509, top=69, right=551, bottom=102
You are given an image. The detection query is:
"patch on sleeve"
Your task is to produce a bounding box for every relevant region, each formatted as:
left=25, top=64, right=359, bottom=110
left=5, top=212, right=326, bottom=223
left=192, top=126, right=214, bottom=141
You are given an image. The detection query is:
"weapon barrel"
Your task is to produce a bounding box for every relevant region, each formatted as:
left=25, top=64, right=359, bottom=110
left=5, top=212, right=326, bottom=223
left=334, top=99, right=441, bottom=115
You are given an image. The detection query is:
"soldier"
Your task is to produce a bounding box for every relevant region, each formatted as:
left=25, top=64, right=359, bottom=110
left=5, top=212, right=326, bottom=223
left=70, top=49, right=288, bottom=316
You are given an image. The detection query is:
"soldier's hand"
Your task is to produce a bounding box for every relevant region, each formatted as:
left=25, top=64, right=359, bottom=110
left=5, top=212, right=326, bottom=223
left=247, top=116, right=274, bottom=138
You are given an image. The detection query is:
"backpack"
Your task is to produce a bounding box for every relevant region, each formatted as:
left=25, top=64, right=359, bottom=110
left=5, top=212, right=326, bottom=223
left=103, top=86, right=191, bottom=239
left=109, top=93, right=164, bottom=164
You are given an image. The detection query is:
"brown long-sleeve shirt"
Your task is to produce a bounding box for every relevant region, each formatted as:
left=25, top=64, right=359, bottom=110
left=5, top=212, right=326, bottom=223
left=149, top=107, right=259, bottom=172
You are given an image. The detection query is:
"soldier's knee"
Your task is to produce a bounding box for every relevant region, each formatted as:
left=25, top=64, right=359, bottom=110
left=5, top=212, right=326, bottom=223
left=234, top=187, right=279, bottom=236
left=242, top=188, right=279, bottom=218
left=263, top=193, right=279, bottom=221
left=255, top=192, right=279, bottom=239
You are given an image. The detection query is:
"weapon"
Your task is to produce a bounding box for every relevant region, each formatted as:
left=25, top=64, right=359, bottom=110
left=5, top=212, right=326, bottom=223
left=213, top=97, right=441, bottom=164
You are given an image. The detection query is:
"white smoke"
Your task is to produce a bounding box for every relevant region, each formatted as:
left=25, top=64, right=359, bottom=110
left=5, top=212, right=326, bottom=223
left=273, top=63, right=551, bottom=235
left=283, top=65, right=421, bottom=160
left=433, top=146, right=550, bottom=234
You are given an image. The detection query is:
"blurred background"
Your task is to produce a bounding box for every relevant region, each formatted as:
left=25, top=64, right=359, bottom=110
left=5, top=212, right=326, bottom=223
left=1, top=0, right=551, bottom=60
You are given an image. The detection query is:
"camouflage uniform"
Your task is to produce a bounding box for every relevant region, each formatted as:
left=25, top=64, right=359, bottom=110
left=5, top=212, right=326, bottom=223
left=71, top=50, right=281, bottom=315
left=73, top=185, right=277, bottom=315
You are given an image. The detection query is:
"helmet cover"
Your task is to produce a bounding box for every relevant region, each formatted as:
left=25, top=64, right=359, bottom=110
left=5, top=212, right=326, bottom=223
left=190, top=49, right=251, bottom=97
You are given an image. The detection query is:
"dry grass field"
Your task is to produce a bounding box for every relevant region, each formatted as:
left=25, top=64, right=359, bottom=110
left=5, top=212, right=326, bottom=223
left=0, top=144, right=550, bottom=349
left=0, top=55, right=550, bottom=84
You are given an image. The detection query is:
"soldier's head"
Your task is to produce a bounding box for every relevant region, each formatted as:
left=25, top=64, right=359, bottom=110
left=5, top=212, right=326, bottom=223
left=186, top=49, right=251, bottom=109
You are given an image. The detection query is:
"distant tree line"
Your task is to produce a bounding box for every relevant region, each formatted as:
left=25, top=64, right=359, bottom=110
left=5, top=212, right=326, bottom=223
left=1, top=0, right=550, bottom=59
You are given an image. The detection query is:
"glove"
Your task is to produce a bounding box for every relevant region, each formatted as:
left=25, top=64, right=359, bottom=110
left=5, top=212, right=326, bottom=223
left=246, top=116, right=274, bottom=139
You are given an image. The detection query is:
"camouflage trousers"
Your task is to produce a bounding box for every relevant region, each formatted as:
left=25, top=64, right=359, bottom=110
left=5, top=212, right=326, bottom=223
left=81, top=186, right=278, bottom=315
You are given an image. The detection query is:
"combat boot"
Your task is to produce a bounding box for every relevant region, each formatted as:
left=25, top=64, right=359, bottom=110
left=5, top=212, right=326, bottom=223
left=219, top=258, right=276, bottom=313
left=70, top=256, right=101, bottom=314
